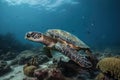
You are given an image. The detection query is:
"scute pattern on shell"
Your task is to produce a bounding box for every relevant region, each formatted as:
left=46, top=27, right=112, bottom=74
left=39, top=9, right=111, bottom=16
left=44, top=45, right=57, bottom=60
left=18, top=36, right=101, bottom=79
left=46, top=29, right=89, bottom=49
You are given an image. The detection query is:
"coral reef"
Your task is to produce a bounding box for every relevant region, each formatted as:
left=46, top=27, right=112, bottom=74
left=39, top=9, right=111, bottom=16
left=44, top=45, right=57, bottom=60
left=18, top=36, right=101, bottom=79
left=32, top=58, right=97, bottom=80
left=23, top=57, right=81, bottom=80
left=0, top=60, right=11, bottom=76
left=97, top=57, right=120, bottom=80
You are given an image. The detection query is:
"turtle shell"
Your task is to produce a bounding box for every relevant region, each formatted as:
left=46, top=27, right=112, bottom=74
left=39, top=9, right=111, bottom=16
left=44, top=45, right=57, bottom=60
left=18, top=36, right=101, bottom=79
left=45, top=29, right=90, bottom=49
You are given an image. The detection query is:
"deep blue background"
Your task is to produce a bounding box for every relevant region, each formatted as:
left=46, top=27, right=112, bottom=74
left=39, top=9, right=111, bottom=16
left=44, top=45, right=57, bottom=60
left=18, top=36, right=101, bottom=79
left=0, top=0, right=120, bottom=49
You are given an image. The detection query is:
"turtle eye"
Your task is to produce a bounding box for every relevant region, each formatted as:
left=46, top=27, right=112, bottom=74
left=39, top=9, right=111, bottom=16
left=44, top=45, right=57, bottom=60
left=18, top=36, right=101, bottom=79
left=26, top=33, right=31, bottom=38
left=36, top=35, right=41, bottom=38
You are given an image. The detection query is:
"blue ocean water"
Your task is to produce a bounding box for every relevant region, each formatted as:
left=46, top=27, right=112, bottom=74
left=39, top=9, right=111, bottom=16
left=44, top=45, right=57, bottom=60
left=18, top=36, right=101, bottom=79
left=0, top=0, right=120, bottom=49
left=0, top=1, right=120, bottom=80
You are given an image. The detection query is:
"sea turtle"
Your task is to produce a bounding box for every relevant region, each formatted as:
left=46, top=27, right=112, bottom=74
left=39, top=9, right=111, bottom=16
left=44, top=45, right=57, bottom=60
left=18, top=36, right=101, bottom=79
left=25, top=29, right=96, bottom=68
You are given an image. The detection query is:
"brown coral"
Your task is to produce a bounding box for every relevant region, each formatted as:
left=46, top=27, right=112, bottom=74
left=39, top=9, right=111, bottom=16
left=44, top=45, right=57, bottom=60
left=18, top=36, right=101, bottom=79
left=23, top=57, right=40, bottom=77
left=96, top=57, right=120, bottom=80
left=23, top=65, right=37, bottom=77
left=95, top=73, right=105, bottom=80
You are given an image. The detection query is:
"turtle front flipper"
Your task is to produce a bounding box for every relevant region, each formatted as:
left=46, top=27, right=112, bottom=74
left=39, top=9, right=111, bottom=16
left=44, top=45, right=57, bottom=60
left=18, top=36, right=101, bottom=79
left=54, top=42, right=93, bottom=68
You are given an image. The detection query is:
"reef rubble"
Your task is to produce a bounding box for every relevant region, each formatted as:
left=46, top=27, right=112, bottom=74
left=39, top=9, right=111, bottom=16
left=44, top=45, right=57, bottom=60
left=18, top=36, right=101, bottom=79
left=0, top=60, right=11, bottom=76
left=0, top=47, right=120, bottom=80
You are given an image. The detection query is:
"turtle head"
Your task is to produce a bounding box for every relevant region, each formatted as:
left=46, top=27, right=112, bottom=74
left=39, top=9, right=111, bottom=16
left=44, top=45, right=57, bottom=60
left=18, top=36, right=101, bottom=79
left=25, top=32, right=44, bottom=43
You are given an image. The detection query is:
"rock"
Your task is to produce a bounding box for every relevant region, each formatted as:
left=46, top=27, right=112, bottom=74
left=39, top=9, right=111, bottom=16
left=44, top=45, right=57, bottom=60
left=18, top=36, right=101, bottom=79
left=3, top=75, right=15, bottom=80
left=18, top=50, right=37, bottom=65
left=34, top=68, right=66, bottom=80
left=57, top=59, right=96, bottom=79
left=48, top=68, right=66, bottom=80
left=57, top=60, right=81, bottom=77
left=34, top=68, right=48, bottom=80
left=10, top=59, right=18, bottom=65
left=11, top=50, right=37, bottom=65
left=37, top=55, right=49, bottom=64
left=0, top=60, right=11, bottom=76
left=0, top=51, right=17, bottom=60
left=11, top=50, right=49, bottom=65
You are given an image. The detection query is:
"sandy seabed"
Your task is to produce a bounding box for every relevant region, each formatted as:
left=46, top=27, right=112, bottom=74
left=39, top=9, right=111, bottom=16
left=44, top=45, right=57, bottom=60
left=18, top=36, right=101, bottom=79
left=0, top=65, right=25, bottom=80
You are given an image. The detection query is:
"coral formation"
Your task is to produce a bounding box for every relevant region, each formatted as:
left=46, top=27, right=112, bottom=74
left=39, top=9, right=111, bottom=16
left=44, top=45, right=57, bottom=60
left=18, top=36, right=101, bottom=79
left=23, top=64, right=37, bottom=77
left=95, top=73, right=105, bottom=80
left=48, top=68, right=66, bottom=80
left=23, top=56, right=41, bottom=77
left=34, top=68, right=66, bottom=80
left=95, top=72, right=115, bottom=80
left=34, top=68, right=48, bottom=80
left=97, top=57, right=120, bottom=80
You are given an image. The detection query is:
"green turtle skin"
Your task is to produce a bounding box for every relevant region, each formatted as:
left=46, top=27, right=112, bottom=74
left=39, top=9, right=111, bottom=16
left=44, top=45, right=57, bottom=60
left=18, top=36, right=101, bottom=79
left=46, top=29, right=90, bottom=50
